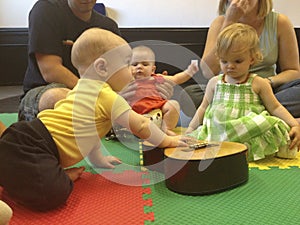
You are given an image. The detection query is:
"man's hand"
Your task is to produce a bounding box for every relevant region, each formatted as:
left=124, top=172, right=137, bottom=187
left=156, top=78, right=174, bottom=99
left=119, top=80, right=138, bottom=102
left=120, top=77, right=174, bottom=101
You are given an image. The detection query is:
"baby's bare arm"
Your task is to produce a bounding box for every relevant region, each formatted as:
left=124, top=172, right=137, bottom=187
left=253, top=76, right=300, bottom=149
left=253, top=76, right=298, bottom=127
left=165, top=60, right=199, bottom=84
left=186, top=76, right=217, bottom=133
left=115, top=110, right=188, bottom=148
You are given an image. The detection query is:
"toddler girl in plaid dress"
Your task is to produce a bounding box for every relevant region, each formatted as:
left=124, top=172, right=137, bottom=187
left=186, top=23, right=300, bottom=161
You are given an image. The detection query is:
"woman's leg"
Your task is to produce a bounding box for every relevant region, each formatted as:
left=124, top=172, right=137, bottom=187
left=274, top=79, right=300, bottom=118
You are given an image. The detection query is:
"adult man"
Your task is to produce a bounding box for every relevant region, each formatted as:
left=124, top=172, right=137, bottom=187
left=19, top=0, right=121, bottom=121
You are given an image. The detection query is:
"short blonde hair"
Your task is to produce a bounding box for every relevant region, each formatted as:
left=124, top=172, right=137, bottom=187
left=71, top=28, right=126, bottom=71
left=216, top=23, right=263, bottom=65
left=218, top=0, right=273, bottom=18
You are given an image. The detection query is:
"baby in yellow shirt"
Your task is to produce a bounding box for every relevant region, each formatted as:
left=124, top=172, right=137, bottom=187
left=0, top=28, right=188, bottom=212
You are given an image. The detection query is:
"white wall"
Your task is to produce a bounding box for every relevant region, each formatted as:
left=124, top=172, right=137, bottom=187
left=273, top=0, right=300, bottom=27
left=102, top=0, right=219, bottom=28
left=0, top=0, right=299, bottom=28
left=0, top=0, right=36, bottom=28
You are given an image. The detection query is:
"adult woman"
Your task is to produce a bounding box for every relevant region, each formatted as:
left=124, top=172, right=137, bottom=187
left=181, top=0, right=300, bottom=120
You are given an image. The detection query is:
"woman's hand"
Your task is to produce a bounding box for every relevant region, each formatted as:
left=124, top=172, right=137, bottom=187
left=225, top=0, right=250, bottom=24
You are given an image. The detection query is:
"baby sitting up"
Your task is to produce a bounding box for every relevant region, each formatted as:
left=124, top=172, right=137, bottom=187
left=121, top=45, right=199, bottom=135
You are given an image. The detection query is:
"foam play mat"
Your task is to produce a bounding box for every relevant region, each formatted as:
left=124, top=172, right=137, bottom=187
left=1, top=113, right=300, bottom=224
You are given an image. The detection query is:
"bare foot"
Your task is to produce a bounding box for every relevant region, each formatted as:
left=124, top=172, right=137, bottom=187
left=65, top=166, right=85, bottom=181
left=0, top=200, right=12, bottom=225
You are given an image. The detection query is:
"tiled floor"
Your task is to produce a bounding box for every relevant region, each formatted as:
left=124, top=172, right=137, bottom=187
left=0, top=85, right=23, bottom=113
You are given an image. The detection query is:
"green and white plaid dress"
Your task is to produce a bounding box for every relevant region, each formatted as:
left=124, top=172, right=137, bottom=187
left=191, top=73, right=291, bottom=161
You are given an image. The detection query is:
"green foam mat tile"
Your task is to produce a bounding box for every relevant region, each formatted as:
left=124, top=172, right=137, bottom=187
left=0, top=113, right=18, bottom=126
left=101, top=138, right=141, bottom=167
left=145, top=167, right=300, bottom=225
left=73, top=138, right=142, bottom=174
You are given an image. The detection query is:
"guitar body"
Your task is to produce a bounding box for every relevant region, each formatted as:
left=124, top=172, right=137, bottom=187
left=164, top=141, right=248, bottom=195
left=142, top=142, right=164, bottom=173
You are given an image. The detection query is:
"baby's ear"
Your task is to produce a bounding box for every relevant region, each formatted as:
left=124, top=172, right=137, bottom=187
left=152, top=65, right=156, bottom=74
left=94, top=57, right=108, bottom=79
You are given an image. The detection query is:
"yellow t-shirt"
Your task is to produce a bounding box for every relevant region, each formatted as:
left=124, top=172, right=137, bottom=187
left=38, top=79, right=131, bottom=168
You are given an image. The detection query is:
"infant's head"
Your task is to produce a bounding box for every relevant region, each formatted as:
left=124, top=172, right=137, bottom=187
left=131, top=45, right=156, bottom=79
left=71, top=28, right=131, bottom=77
left=216, top=23, right=263, bottom=65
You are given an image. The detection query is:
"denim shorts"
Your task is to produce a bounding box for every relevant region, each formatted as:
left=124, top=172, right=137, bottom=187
left=18, top=83, right=66, bottom=121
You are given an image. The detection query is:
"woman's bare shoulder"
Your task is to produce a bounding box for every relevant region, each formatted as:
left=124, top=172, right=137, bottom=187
left=277, top=13, right=295, bottom=33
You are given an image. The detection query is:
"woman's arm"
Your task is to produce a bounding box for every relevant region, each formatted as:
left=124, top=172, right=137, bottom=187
left=201, top=17, right=224, bottom=79
left=201, top=0, right=249, bottom=79
left=270, top=14, right=300, bottom=88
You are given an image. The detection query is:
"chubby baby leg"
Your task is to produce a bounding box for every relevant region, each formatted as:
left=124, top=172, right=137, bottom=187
left=0, top=200, right=12, bottom=225
left=161, top=100, right=180, bottom=135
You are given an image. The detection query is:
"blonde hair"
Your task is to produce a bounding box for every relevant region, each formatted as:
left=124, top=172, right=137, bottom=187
left=216, top=23, right=263, bottom=65
left=218, top=0, right=273, bottom=18
left=132, top=45, right=156, bottom=63
left=71, top=28, right=126, bottom=71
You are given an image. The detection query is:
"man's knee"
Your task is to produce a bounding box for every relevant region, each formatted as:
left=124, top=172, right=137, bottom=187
left=19, top=84, right=69, bottom=121
left=38, top=88, right=70, bottom=111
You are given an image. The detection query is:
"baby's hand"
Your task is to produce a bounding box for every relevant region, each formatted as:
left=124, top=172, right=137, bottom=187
left=185, top=60, right=199, bottom=77
left=96, top=156, right=122, bottom=169
left=169, top=135, right=195, bottom=147
left=289, top=125, right=300, bottom=150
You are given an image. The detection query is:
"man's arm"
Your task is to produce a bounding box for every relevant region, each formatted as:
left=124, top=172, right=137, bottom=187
left=36, top=53, right=79, bottom=89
